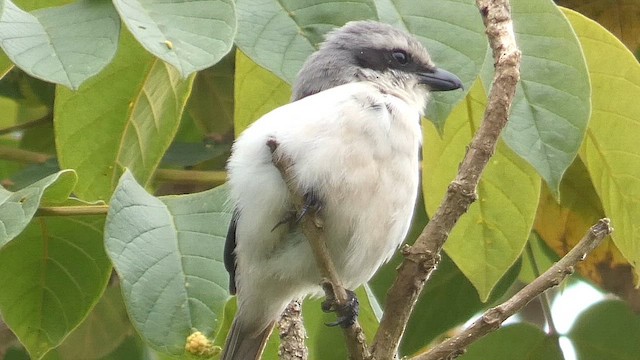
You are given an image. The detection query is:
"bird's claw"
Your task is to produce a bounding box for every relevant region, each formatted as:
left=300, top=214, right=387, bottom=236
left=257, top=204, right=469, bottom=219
left=322, top=289, right=359, bottom=328
left=271, top=210, right=297, bottom=232
left=272, top=191, right=323, bottom=231
left=297, top=191, right=323, bottom=223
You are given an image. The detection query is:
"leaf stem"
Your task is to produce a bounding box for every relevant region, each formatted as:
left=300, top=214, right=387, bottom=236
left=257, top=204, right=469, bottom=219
left=155, top=168, right=227, bottom=186
left=0, top=114, right=52, bottom=136
left=36, top=205, right=109, bottom=217
left=0, top=145, right=52, bottom=164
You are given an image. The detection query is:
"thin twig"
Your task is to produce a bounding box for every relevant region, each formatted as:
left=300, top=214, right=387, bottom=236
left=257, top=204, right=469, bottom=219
left=0, top=146, right=52, bottom=164
left=371, top=1, right=521, bottom=358
left=155, top=168, right=227, bottom=186
left=412, top=219, right=613, bottom=360
left=267, top=138, right=370, bottom=359
left=35, top=205, right=109, bottom=217
left=525, top=242, right=558, bottom=335
left=0, top=114, right=52, bottom=136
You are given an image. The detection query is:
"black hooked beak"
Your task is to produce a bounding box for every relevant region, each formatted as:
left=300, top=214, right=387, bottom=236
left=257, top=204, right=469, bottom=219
left=418, top=68, right=463, bottom=91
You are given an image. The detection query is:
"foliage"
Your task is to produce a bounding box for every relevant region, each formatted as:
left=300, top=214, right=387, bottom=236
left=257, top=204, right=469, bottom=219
left=0, top=0, right=638, bottom=359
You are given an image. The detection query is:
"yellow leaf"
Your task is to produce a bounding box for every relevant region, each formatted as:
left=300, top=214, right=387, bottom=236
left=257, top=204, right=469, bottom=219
left=233, top=50, right=291, bottom=136
left=564, top=9, right=640, bottom=279
left=559, top=0, right=640, bottom=55
left=535, top=158, right=627, bottom=285
left=423, top=81, right=540, bottom=301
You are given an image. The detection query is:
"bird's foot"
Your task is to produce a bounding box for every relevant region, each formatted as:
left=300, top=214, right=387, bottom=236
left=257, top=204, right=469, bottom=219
left=321, top=289, right=359, bottom=328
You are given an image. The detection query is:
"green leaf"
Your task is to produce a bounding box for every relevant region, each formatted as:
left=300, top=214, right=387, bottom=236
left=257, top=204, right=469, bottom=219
left=104, top=170, right=231, bottom=356
left=3, top=348, right=30, bottom=360
left=0, top=0, right=120, bottom=89
left=6, top=158, right=59, bottom=192
left=482, top=0, right=591, bottom=196
left=11, top=0, right=74, bottom=12
left=460, top=323, right=564, bottom=360
left=569, top=300, right=640, bottom=360
left=0, top=68, right=55, bottom=113
left=0, top=96, right=20, bottom=131
left=0, top=170, right=76, bottom=248
left=0, top=138, right=22, bottom=181
left=396, top=256, right=480, bottom=352
left=381, top=0, right=488, bottom=129
left=564, top=8, right=640, bottom=277
left=212, top=298, right=235, bottom=347
left=97, top=336, right=147, bottom=360
left=533, top=157, right=627, bottom=286
left=161, top=141, right=230, bottom=167
left=423, top=81, right=540, bottom=301
left=0, top=213, right=110, bottom=359
left=54, top=285, right=132, bottom=360
left=234, top=0, right=378, bottom=84
left=20, top=121, right=55, bottom=154
left=184, top=50, right=235, bottom=137
left=113, top=0, right=236, bottom=78
left=234, top=50, right=291, bottom=135
left=55, top=31, right=195, bottom=202
left=373, top=0, right=402, bottom=27
left=0, top=50, right=13, bottom=79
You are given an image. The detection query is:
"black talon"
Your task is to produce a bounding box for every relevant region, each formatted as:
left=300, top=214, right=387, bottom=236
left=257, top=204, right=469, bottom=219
left=271, top=210, right=297, bottom=231
left=297, top=191, right=323, bottom=223
left=322, top=289, right=359, bottom=328
left=272, top=190, right=323, bottom=231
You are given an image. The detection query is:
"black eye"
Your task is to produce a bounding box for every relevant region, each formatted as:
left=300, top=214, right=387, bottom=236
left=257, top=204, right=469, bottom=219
left=392, top=50, right=408, bottom=65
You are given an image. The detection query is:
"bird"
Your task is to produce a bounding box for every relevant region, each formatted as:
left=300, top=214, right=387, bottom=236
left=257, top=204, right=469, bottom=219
left=222, top=20, right=462, bottom=360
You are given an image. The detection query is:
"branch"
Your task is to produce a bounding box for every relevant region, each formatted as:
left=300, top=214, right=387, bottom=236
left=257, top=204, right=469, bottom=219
left=36, top=205, right=109, bottom=217
left=278, top=300, right=308, bottom=360
left=0, top=146, right=52, bottom=164
left=371, top=1, right=521, bottom=358
left=413, top=218, right=613, bottom=360
left=267, top=138, right=370, bottom=360
left=0, top=114, right=52, bottom=136
left=154, top=168, right=227, bottom=186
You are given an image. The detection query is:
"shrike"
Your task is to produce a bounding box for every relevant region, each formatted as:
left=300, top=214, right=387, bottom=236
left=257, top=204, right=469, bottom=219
left=222, top=21, right=462, bottom=359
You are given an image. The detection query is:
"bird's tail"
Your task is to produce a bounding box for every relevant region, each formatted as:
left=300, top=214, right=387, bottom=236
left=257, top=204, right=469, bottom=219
left=221, top=317, right=274, bottom=360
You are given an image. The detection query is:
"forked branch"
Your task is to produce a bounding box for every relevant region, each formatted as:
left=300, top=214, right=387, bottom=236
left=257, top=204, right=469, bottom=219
left=412, top=219, right=613, bottom=360
left=371, top=0, right=522, bottom=358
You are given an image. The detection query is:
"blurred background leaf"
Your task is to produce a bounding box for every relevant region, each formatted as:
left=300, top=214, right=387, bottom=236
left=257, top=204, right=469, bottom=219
left=566, top=8, right=640, bottom=281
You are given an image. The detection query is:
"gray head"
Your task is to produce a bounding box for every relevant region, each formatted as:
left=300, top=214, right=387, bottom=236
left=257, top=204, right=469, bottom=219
left=291, top=21, right=462, bottom=108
